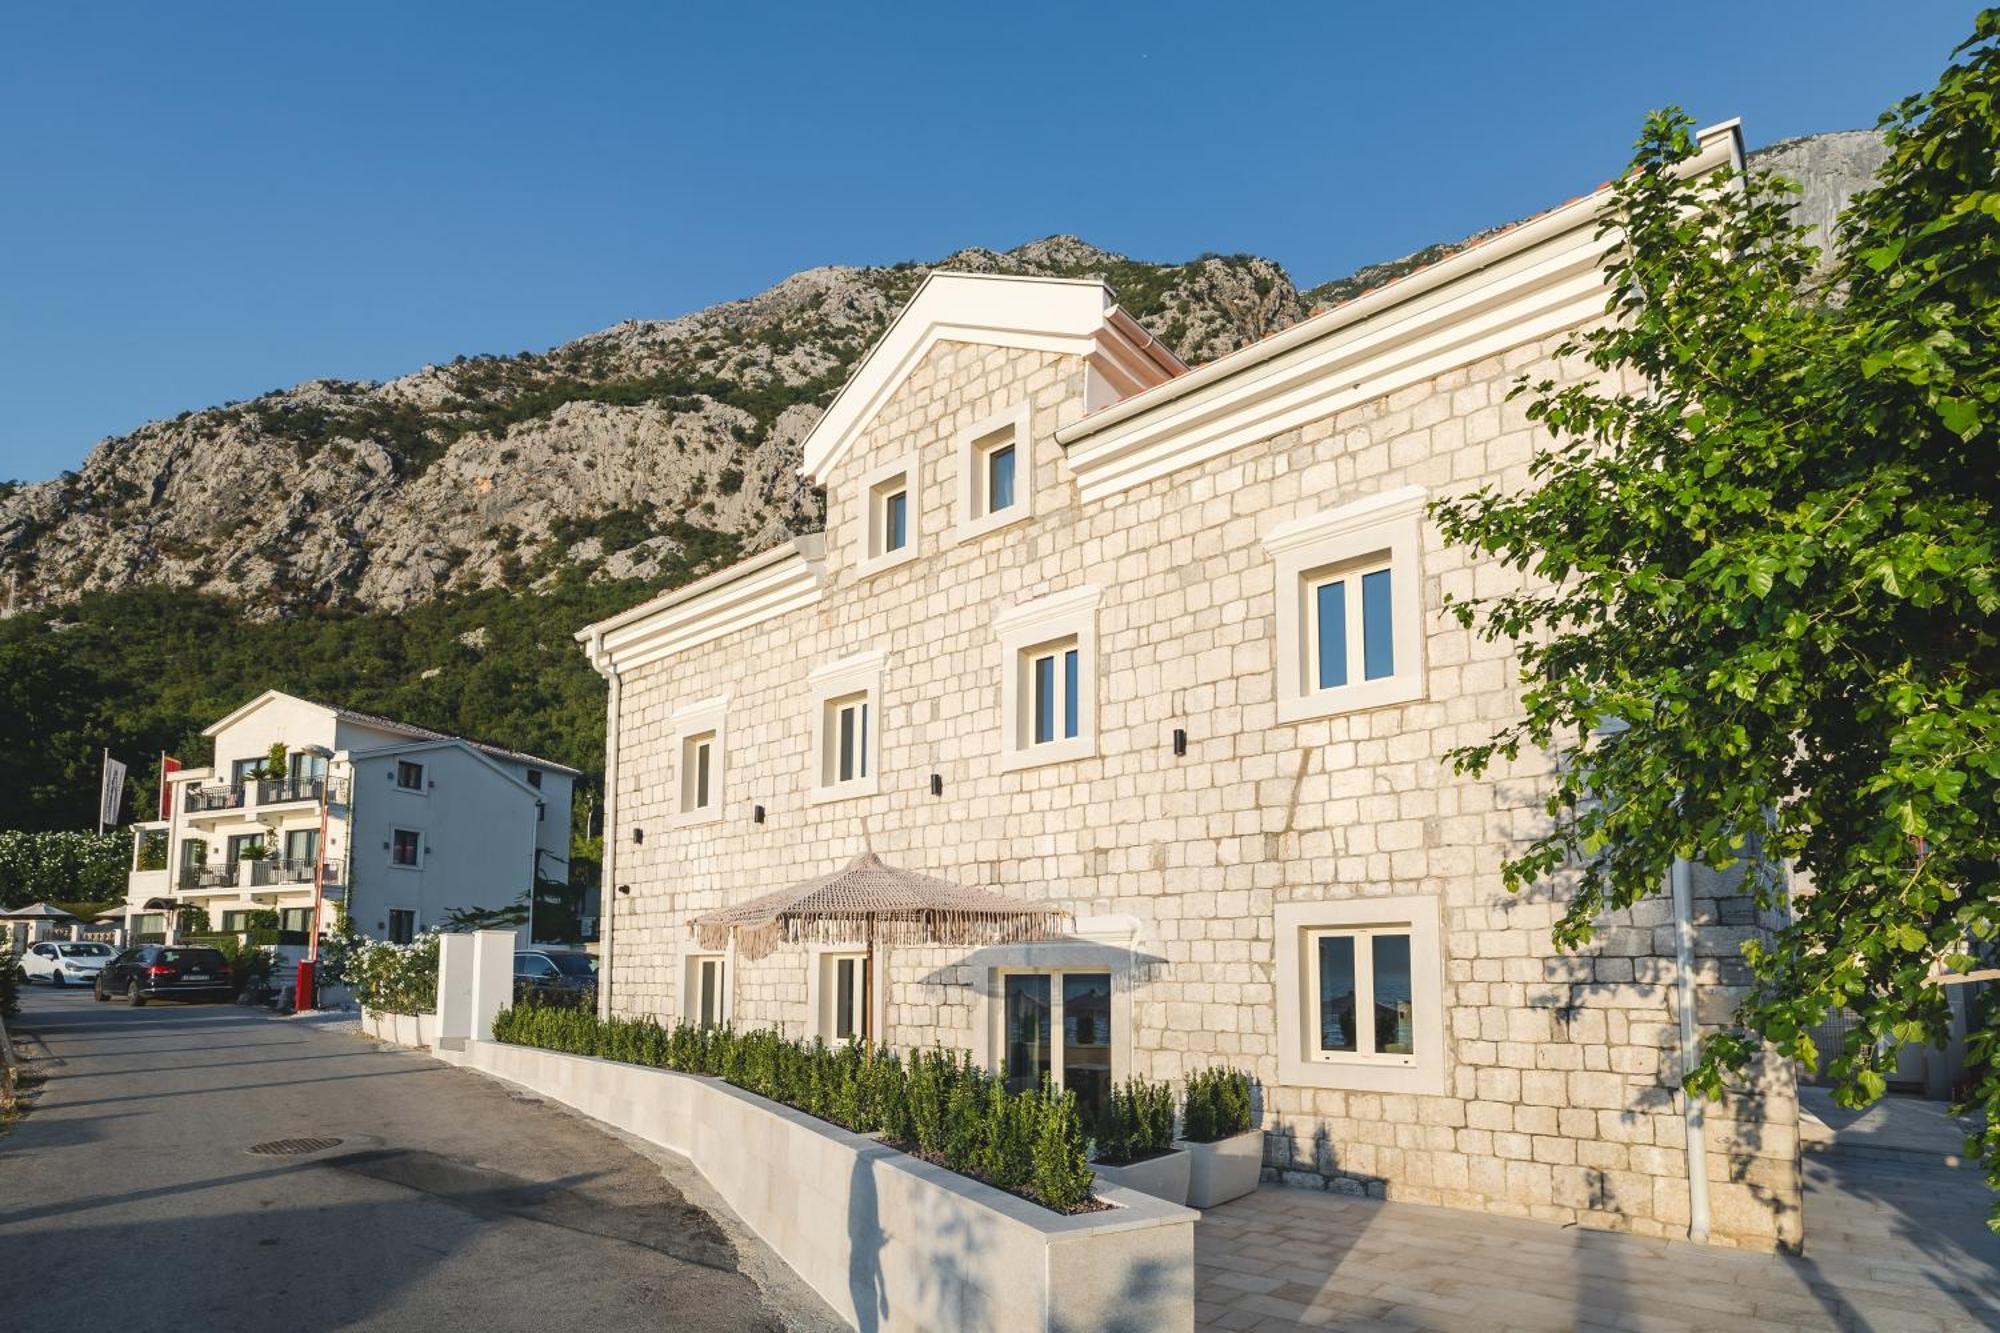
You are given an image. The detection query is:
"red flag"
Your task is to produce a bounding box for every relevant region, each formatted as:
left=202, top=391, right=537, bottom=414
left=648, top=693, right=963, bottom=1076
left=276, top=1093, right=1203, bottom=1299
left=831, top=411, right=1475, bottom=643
left=159, top=754, right=181, bottom=820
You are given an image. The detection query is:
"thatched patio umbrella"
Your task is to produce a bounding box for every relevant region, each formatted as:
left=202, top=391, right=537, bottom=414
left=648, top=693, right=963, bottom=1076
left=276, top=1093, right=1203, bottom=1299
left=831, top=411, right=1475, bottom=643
left=690, top=852, right=1072, bottom=961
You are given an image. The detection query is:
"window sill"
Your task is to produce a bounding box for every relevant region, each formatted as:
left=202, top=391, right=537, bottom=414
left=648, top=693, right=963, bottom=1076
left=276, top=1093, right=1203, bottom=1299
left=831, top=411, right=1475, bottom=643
left=671, top=805, right=724, bottom=829
left=1278, top=1056, right=1445, bottom=1095
left=997, top=735, right=1096, bottom=773
left=807, top=775, right=880, bottom=805
left=955, top=503, right=1031, bottom=543
left=855, top=544, right=919, bottom=580
left=1275, top=673, right=1425, bottom=724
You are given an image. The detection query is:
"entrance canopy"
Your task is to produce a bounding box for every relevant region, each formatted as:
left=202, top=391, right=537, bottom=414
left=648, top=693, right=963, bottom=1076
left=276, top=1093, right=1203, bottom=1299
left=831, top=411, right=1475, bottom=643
left=690, top=852, right=1071, bottom=960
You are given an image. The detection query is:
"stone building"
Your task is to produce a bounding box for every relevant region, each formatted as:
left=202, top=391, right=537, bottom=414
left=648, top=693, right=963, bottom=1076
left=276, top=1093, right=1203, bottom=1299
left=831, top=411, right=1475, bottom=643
left=578, top=118, right=1801, bottom=1250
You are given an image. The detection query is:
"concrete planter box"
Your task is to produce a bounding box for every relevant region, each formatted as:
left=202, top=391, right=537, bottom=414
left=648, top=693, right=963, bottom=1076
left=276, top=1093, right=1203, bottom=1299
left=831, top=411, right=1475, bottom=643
left=360, top=1007, right=437, bottom=1049
left=1176, top=1129, right=1264, bottom=1209
left=1091, top=1149, right=1191, bottom=1206
left=459, top=1039, right=1196, bottom=1332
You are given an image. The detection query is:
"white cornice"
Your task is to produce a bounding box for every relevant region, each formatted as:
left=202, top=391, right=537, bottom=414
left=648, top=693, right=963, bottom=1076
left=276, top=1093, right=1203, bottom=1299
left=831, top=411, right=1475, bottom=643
left=1059, top=122, right=1743, bottom=504
left=1261, top=485, right=1428, bottom=556
left=991, top=583, right=1104, bottom=638
left=797, top=272, right=1184, bottom=485
left=577, top=536, right=827, bottom=677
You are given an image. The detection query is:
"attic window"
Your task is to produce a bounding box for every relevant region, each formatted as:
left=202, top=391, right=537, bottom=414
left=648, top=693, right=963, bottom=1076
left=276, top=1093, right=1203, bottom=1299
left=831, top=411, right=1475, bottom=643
left=856, top=454, right=920, bottom=576
left=957, top=403, right=1033, bottom=539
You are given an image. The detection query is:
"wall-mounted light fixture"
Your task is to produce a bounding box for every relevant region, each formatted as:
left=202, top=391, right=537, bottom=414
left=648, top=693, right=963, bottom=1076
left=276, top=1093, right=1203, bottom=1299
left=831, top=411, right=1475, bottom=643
left=753, top=804, right=766, bottom=824
left=929, top=774, right=943, bottom=797
left=1171, top=728, right=1187, bottom=757
left=631, top=827, right=644, bottom=845
left=617, top=883, right=630, bottom=896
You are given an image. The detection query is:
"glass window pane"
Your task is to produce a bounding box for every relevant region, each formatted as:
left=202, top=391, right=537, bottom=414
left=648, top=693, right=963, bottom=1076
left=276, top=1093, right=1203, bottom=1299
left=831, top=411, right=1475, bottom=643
left=1062, top=973, right=1113, bottom=1125
left=1372, top=933, right=1414, bottom=1055
left=1362, top=568, right=1395, bottom=681
left=695, top=742, right=711, bottom=809
left=835, top=957, right=855, bottom=1040
left=1063, top=648, right=1079, bottom=739
left=1033, top=654, right=1055, bottom=744
left=1317, top=934, right=1357, bottom=1052
left=885, top=491, right=907, bottom=551
left=988, top=444, right=1015, bottom=512
left=839, top=705, right=855, bottom=782
left=1003, top=974, right=1052, bottom=1095
left=858, top=703, right=869, bottom=778
left=1315, top=579, right=1348, bottom=689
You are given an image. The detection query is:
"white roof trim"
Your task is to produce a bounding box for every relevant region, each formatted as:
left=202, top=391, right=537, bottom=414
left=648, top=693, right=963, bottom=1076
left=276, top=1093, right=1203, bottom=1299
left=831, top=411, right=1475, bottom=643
left=201, top=689, right=334, bottom=738
left=578, top=535, right=828, bottom=676
left=797, top=271, right=1183, bottom=484
left=1059, top=121, right=1743, bottom=502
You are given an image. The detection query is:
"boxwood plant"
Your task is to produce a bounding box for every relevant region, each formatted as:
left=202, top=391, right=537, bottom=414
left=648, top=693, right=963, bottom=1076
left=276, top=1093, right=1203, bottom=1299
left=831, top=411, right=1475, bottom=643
left=491, top=1002, right=1098, bottom=1212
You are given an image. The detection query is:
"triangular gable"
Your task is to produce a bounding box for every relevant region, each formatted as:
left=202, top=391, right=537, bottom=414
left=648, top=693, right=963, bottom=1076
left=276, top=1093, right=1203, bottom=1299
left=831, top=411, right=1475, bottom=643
left=344, top=736, right=544, bottom=801
left=200, top=689, right=335, bottom=738
left=798, top=271, right=1185, bottom=484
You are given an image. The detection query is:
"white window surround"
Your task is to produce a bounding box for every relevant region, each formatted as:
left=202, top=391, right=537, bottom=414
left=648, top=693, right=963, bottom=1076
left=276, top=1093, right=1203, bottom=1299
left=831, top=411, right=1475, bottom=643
left=993, top=585, right=1101, bottom=773
left=955, top=402, right=1034, bottom=541
left=804, top=943, right=884, bottom=1044
left=670, top=696, right=729, bottom=827
left=1263, top=485, right=1428, bottom=723
left=682, top=949, right=732, bottom=1028
left=853, top=452, right=920, bottom=577
left=1274, top=895, right=1445, bottom=1095
left=807, top=650, right=884, bottom=803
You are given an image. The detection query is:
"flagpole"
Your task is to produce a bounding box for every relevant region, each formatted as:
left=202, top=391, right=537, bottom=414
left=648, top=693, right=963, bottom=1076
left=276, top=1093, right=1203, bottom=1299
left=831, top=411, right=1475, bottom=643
left=99, top=748, right=107, bottom=835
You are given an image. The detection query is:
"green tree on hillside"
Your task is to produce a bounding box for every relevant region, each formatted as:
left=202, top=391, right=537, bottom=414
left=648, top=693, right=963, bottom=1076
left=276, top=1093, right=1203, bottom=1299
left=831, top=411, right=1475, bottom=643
left=1433, top=16, right=2000, bottom=1216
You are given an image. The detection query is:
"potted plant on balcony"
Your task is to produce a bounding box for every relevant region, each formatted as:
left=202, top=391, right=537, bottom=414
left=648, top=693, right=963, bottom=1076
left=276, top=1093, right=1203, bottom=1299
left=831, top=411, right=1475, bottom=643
left=1176, top=1066, right=1261, bottom=1207
left=1087, top=1075, right=1188, bottom=1204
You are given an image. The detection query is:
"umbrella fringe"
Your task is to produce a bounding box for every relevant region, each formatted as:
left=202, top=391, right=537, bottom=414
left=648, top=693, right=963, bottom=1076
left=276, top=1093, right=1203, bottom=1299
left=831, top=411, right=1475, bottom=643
left=691, top=908, right=1073, bottom=961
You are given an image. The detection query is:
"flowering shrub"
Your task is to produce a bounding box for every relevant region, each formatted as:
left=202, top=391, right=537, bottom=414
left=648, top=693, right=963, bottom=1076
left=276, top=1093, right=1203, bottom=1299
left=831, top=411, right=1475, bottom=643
left=491, top=1005, right=1097, bottom=1212
left=348, top=932, right=440, bottom=1015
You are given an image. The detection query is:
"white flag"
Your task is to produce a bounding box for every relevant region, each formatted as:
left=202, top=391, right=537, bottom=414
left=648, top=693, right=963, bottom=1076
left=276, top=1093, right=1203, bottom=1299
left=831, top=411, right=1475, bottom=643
left=100, top=754, right=127, bottom=829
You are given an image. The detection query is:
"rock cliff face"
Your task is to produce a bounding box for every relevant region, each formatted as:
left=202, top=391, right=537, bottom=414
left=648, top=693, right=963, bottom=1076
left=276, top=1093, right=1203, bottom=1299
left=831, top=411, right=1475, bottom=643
left=0, top=133, right=1882, bottom=618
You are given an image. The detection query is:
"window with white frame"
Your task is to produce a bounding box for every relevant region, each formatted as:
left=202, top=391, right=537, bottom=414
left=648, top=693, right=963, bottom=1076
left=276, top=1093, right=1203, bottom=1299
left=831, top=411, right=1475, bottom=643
left=817, top=951, right=872, bottom=1043
left=994, top=968, right=1114, bottom=1124
left=994, top=586, right=1100, bottom=771
left=671, top=697, right=727, bottom=826
left=956, top=403, right=1033, bottom=538
left=855, top=454, right=919, bottom=575
left=1263, top=485, right=1427, bottom=722
left=681, top=732, right=716, bottom=813
left=1275, top=895, right=1443, bottom=1095
left=687, top=953, right=728, bottom=1028
left=808, top=651, right=883, bottom=802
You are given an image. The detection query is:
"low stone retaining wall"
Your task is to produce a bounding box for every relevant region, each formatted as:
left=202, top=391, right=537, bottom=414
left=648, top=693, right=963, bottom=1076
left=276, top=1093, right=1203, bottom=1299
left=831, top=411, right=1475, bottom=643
left=442, top=1038, right=1195, bottom=1331
left=359, top=1008, right=437, bottom=1049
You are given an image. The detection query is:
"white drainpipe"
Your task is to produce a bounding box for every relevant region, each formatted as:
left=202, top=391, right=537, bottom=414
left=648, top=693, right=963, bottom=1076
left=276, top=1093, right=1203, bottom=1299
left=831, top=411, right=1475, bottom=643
left=1672, top=855, right=1711, bottom=1243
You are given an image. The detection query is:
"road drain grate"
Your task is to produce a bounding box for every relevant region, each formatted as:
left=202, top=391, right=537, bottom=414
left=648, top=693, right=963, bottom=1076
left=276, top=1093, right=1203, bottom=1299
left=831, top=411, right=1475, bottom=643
left=247, top=1137, right=344, bottom=1156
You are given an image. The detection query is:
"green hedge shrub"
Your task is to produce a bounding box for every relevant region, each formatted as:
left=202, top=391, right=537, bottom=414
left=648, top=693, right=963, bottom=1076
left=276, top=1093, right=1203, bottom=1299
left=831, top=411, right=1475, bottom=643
left=1091, top=1076, right=1176, bottom=1165
left=1180, top=1066, right=1254, bottom=1142
left=490, top=1004, right=1097, bottom=1212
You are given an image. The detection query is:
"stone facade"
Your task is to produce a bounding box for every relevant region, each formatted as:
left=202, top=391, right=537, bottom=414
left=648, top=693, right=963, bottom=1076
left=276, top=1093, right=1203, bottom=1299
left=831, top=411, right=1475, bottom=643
left=588, top=257, right=1801, bottom=1250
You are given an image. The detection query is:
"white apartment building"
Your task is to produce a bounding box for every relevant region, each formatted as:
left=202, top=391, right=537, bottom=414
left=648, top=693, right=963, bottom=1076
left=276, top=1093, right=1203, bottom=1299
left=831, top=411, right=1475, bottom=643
left=577, top=120, right=1804, bottom=1251
left=123, top=690, right=576, bottom=945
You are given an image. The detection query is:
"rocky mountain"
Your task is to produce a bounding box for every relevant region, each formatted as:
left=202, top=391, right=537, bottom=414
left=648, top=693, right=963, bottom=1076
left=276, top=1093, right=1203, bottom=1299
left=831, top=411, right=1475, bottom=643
left=0, top=133, right=1883, bottom=619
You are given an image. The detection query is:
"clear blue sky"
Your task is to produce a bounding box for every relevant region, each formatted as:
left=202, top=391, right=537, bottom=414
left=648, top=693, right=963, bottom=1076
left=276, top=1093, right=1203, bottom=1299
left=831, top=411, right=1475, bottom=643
left=0, top=2, right=1979, bottom=482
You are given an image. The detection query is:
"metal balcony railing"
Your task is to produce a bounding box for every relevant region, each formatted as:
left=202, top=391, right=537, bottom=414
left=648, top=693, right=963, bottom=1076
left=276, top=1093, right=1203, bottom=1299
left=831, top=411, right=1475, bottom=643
left=184, top=785, right=245, bottom=814
left=177, top=863, right=242, bottom=890
left=255, top=776, right=327, bottom=805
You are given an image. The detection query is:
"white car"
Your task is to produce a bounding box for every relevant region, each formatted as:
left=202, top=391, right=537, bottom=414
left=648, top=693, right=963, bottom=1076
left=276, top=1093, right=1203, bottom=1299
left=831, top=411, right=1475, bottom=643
left=18, top=940, right=117, bottom=987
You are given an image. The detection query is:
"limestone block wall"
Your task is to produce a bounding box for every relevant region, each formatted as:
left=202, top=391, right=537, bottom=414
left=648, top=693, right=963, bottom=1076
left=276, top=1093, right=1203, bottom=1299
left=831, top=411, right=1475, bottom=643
left=600, top=329, right=1801, bottom=1250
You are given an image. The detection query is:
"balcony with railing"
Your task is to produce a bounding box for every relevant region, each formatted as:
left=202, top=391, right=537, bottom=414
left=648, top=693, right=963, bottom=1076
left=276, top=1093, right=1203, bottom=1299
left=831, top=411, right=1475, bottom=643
left=183, top=785, right=246, bottom=815
left=182, top=775, right=347, bottom=818
left=175, top=857, right=344, bottom=893
left=255, top=776, right=329, bottom=806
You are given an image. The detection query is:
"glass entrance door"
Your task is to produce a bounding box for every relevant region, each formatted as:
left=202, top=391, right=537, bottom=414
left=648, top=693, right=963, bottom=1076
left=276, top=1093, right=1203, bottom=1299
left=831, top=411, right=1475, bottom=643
left=999, top=970, right=1113, bottom=1123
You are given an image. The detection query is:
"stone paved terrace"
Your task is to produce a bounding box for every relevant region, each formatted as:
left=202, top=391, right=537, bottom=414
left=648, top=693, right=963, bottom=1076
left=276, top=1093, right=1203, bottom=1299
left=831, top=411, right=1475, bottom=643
left=1195, top=1110, right=2000, bottom=1332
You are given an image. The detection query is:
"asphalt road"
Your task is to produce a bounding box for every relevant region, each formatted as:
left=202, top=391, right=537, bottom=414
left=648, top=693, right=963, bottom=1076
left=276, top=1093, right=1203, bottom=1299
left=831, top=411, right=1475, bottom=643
left=0, top=986, right=837, bottom=1332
